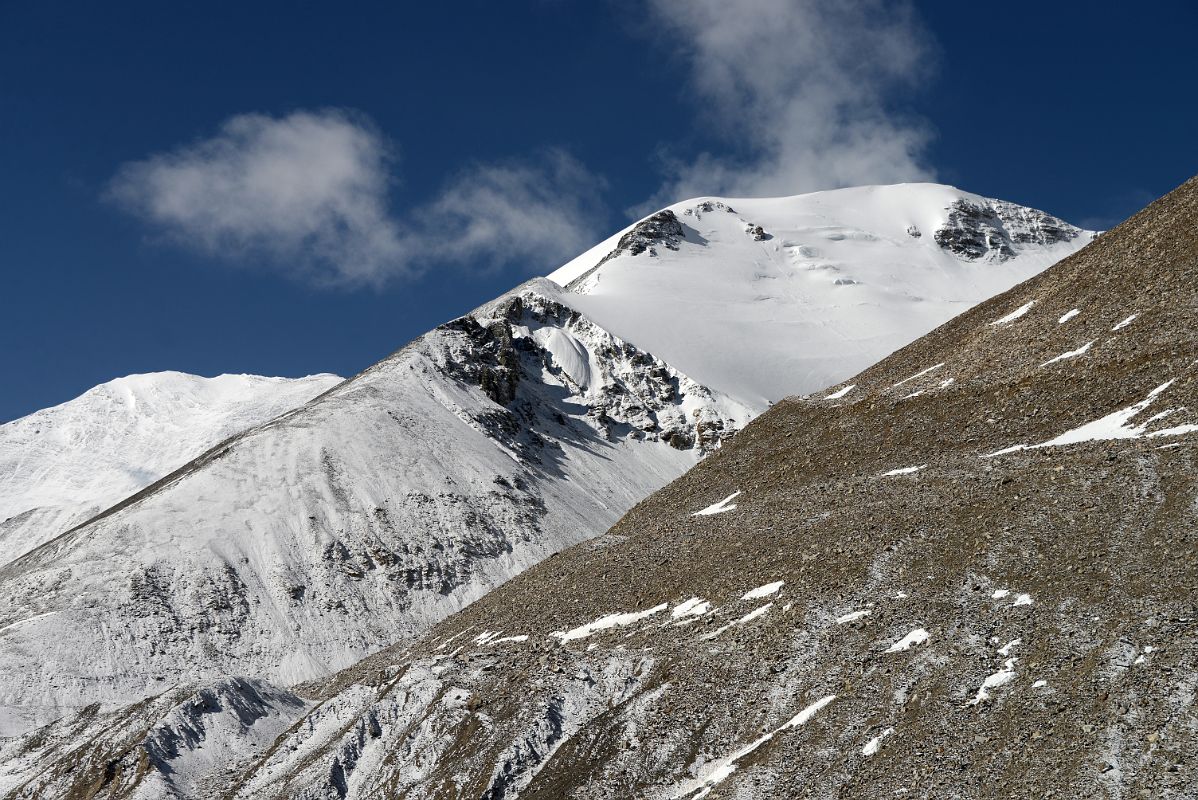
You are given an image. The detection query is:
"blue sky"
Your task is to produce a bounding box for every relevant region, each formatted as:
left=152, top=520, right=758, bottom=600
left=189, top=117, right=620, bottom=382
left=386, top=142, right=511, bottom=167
left=3, top=1, right=1197, bottom=421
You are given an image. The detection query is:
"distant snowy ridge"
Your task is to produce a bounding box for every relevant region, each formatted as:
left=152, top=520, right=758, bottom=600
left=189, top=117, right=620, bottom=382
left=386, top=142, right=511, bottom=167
left=0, top=371, right=341, bottom=564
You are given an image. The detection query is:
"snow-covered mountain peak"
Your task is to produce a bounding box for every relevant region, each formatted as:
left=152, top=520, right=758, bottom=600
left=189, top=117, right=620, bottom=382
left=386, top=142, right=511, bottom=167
left=547, top=182, right=1095, bottom=408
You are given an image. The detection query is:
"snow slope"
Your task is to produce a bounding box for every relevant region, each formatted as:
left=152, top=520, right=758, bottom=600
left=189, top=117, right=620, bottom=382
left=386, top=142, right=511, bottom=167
left=0, top=677, right=310, bottom=798
left=550, top=183, right=1094, bottom=408
left=0, top=282, right=750, bottom=736
left=0, top=372, right=341, bottom=565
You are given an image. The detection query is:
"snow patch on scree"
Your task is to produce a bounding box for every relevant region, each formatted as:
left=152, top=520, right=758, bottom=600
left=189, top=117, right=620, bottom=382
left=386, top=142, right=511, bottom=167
left=671, top=598, right=712, bottom=620
left=991, top=300, right=1035, bottom=326
left=862, top=727, right=895, bottom=756
left=1041, top=340, right=1095, bottom=367
left=487, top=635, right=528, bottom=646
left=986, top=379, right=1198, bottom=456
left=1112, top=313, right=1138, bottom=331
left=997, top=638, right=1022, bottom=656
left=742, top=581, right=784, bottom=601
left=551, top=604, right=668, bottom=642
left=882, top=465, right=925, bottom=477
left=701, top=603, right=773, bottom=641
left=824, top=384, right=855, bottom=400
left=692, top=492, right=741, bottom=517
left=892, top=363, right=944, bottom=388
left=886, top=628, right=929, bottom=653
left=969, top=658, right=1017, bottom=704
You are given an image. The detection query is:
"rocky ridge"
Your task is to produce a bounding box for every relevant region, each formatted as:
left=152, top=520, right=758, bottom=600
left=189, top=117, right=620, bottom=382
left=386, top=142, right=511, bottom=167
left=934, top=198, right=1084, bottom=262
left=564, top=210, right=687, bottom=293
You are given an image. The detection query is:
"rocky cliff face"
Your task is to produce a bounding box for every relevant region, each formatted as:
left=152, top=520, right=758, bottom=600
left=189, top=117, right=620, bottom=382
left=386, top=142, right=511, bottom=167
left=440, top=291, right=733, bottom=457
left=934, top=198, right=1088, bottom=262
left=97, top=175, right=1197, bottom=799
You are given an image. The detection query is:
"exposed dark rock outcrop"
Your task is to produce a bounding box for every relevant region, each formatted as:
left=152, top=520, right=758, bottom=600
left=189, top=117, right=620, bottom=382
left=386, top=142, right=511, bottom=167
left=614, top=210, right=685, bottom=257
left=566, top=210, right=687, bottom=291
left=683, top=199, right=737, bottom=219
left=935, top=198, right=1085, bottom=261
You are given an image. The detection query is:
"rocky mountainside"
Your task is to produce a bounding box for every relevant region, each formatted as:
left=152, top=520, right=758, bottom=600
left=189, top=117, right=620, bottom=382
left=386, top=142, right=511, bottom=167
left=0, top=184, right=1093, bottom=796
left=77, top=174, right=1194, bottom=799
left=0, top=372, right=341, bottom=566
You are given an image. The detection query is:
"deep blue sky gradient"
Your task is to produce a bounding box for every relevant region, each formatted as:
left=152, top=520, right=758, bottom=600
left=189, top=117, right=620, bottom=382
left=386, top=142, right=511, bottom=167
left=2, top=1, right=1197, bottom=421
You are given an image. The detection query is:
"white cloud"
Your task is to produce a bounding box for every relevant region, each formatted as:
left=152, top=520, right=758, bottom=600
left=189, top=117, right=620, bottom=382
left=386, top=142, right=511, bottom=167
left=643, top=0, right=936, bottom=204
left=419, top=150, right=607, bottom=273
left=108, top=109, right=407, bottom=287
left=109, top=2, right=941, bottom=289
left=109, top=111, right=605, bottom=287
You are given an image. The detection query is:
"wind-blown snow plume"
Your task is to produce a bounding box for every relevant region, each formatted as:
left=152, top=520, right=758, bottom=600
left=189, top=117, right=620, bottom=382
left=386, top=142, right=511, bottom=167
left=108, top=111, right=604, bottom=286
left=644, top=0, right=935, bottom=202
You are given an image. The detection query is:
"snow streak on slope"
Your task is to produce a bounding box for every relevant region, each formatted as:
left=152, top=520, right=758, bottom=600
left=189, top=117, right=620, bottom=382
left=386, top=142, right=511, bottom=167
left=0, top=281, right=750, bottom=736
left=0, top=372, right=341, bottom=564
left=549, top=183, right=1093, bottom=408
